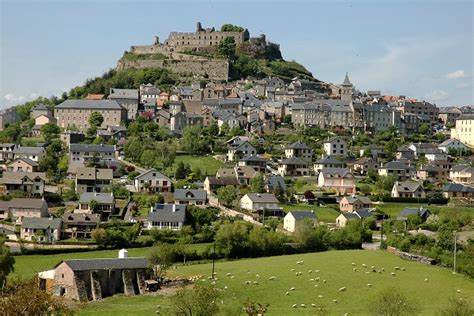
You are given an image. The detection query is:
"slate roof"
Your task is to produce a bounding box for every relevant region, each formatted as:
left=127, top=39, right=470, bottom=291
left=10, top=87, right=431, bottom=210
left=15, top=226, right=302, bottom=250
left=288, top=211, right=316, bottom=221
left=58, top=258, right=148, bottom=271
left=342, top=73, right=352, bottom=86
left=0, top=172, right=46, bottom=184
left=397, top=208, right=431, bottom=220
left=266, top=174, right=287, bottom=192
left=341, top=209, right=372, bottom=220
left=320, top=167, right=353, bottom=178
left=205, top=176, right=240, bottom=186
left=8, top=198, right=47, bottom=209
left=32, top=103, right=48, bottom=110
left=79, top=192, right=114, bottom=204
left=148, top=204, right=186, bottom=223
left=13, top=146, right=45, bottom=155
left=288, top=141, right=310, bottom=149
left=280, top=157, right=308, bottom=165
left=244, top=193, right=279, bottom=203
left=174, top=189, right=207, bottom=201
left=381, top=161, right=410, bottom=170
left=8, top=157, right=39, bottom=167
left=240, top=155, right=268, bottom=163
left=21, top=217, right=61, bottom=230
left=62, top=212, right=100, bottom=224
left=443, top=183, right=474, bottom=193
left=135, top=168, right=170, bottom=180
left=109, top=88, right=139, bottom=99
left=75, top=167, right=113, bottom=180
left=439, top=138, right=465, bottom=147
left=315, top=155, right=345, bottom=165
left=451, top=164, right=473, bottom=173
left=394, top=181, right=423, bottom=193
left=56, top=100, right=124, bottom=110
left=344, top=196, right=372, bottom=205
left=69, top=144, right=115, bottom=153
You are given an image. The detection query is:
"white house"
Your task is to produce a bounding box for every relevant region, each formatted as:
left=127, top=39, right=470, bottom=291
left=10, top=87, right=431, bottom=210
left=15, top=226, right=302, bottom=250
left=239, top=193, right=280, bottom=212
left=134, top=169, right=171, bottom=192
left=391, top=181, right=426, bottom=198
left=21, top=217, right=62, bottom=242
left=335, top=210, right=372, bottom=228
left=147, top=204, right=186, bottom=231
left=284, top=211, right=317, bottom=232
left=438, top=138, right=468, bottom=153
left=323, top=137, right=347, bottom=157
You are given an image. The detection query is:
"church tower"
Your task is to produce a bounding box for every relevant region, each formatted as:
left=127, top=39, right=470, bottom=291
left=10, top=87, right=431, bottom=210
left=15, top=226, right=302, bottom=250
left=341, top=72, right=354, bottom=102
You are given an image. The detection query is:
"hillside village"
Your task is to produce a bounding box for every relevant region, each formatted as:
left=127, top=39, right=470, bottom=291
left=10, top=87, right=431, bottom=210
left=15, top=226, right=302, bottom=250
left=0, top=22, right=473, bottom=313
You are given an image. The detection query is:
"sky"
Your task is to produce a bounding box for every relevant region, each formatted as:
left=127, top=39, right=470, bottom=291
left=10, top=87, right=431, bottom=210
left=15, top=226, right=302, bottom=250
left=1, top=0, right=473, bottom=109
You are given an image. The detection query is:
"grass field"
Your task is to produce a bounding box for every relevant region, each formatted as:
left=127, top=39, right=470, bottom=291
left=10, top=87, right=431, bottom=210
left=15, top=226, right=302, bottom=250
left=10, top=243, right=212, bottom=280
left=166, top=154, right=224, bottom=176
left=375, top=202, right=474, bottom=219
left=282, top=204, right=340, bottom=223
left=75, top=250, right=474, bottom=315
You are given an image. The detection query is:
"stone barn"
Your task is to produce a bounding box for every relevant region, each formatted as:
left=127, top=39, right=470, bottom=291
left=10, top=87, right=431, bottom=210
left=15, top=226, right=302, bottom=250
left=40, top=250, right=148, bottom=301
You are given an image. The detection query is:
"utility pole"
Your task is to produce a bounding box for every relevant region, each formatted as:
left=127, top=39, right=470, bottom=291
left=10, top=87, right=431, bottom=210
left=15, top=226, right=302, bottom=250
left=453, top=231, right=457, bottom=274
left=211, top=240, right=216, bottom=279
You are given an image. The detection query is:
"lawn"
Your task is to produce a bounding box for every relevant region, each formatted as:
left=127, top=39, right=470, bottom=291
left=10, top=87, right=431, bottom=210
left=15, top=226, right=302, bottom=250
left=374, top=202, right=474, bottom=219
left=10, top=243, right=212, bottom=280
left=76, top=250, right=474, bottom=315
left=283, top=203, right=340, bottom=223
left=166, top=154, right=223, bottom=177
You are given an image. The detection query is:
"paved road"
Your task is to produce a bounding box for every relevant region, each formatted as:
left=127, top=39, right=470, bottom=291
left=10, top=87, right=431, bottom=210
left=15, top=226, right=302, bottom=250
left=6, top=241, right=94, bottom=253
left=118, top=157, right=146, bottom=173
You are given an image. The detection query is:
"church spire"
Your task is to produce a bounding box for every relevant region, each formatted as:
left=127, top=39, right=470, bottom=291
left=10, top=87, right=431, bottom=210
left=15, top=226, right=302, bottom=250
left=342, top=72, right=352, bottom=86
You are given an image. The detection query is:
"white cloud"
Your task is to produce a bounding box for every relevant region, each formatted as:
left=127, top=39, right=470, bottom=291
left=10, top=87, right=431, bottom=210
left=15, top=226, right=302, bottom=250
left=455, top=82, right=470, bottom=89
left=4, top=93, right=26, bottom=104
left=426, top=89, right=449, bottom=102
left=445, top=70, right=465, bottom=79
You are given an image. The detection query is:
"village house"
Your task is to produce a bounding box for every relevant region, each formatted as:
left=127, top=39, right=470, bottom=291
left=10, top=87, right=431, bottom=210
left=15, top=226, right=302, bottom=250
left=147, top=204, right=186, bottom=230
left=0, top=143, right=16, bottom=162
left=226, top=137, right=257, bottom=161
left=0, top=171, right=46, bottom=196
left=265, top=174, right=287, bottom=194
left=21, top=217, right=62, bottom=242
left=5, top=157, right=38, bottom=172
left=416, top=164, right=448, bottom=183
left=75, top=167, right=113, bottom=194
left=391, top=181, right=426, bottom=198
left=323, top=137, right=347, bottom=157
left=314, top=155, right=345, bottom=173
left=55, top=100, right=127, bottom=132
left=204, top=176, right=240, bottom=195
left=13, top=146, right=46, bottom=162
left=170, top=112, right=204, bottom=135
left=449, top=164, right=474, bottom=184
left=239, top=193, right=281, bottom=214
left=359, top=144, right=385, bottom=159
left=97, top=126, right=127, bottom=143
left=31, top=103, right=53, bottom=119
left=133, top=169, right=171, bottom=192
left=174, top=189, right=207, bottom=205
left=450, top=114, right=474, bottom=147
left=108, top=88, right=139, bottom=120
left=41, top=252, right=148, bottom=301
left=69, top=144, right=117, bottom=173
left=438, top=107, right=462, bottom=126
left=5, top=198, right=48, bottom=224
left=278, top=157, right=309, bottom=176
left=396, top=207, right=431, bottom=222
left=283, top=211, right=317, bottom=232
left=351, top=157, right=379, bottom=175
left=318, top=167, right=355, bottom=195
left=442, top=183, right=474, bottom=199
left=336, top=209, right=372, bottom=228
left=77, top=192, right=115, bottom=221
left=339, top=196, right=373, bottom=213
left=285, top=141, right=313, bottom=162
left=438, top=138, right=468, bottom=154
left=238, top=155, right=268, bottom=172
left=60, top=131, right=85, bottom=146
left=61, top=213, right=100, bottom=239
left=378, top=160, right=412, bottom=181
left=408, top=142, right=438, bottom=158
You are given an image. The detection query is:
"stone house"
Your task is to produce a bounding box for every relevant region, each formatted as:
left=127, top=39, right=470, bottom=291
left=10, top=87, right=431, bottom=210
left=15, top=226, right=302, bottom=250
left=314, top=155, right=345, bottom=173
left=318, top=168, right=355, bottom=195
left=239, top=193, right=280, bottom=212
left=5, top=157, right=38, bottom=172
left=43, top=253, right=148, bottom=301
left=442, top=183, right=474, bottom=199
left=278, top=157, right=309, bottom=176
left=416, top=165, right=447, bottom=183
left=227, top=138, right=257, bottom=162
left=323, top=137, right=347, bottom=157
left=134, top=169, right=171, bottom=193
left=339, top=196, right=373, bottom=212
left=203, top=176, right=240, bottom=195
left=285, top=141, right=313, bottom=162
left=0, top=107, right=20, bottom=131
left=61, top=213, right=100, bottom=239
left=13, top=146, right=46, bottom=162
left=396, top=208, right=431, bottom=221
left=336, top=210, right=372, bottom=228
left=265, top=174, right=287, bottom=193
left=155, top=109, right=171, bottom=128
left=108, top=88, right=139, bottom=120
left=77, top=193, right=114, bottom=221
left=449, top=164, right=474, bottom=184
left=0, top=171, right=46, bottom=196
left=147, top=204, right=186, bottom=230
left=55, top=100, right=127, bottom=131
left=21, top=217, right=62, bottom=242
left=75, top=167, right=113, bottom=194
left=174, top=189, right=207, bottom=205
left=0, top=143, right=16, bottom=162
left=5, top=198, right=48, bottom=224
left=391, top=181, right=426, bottom=198
left=438, top=107, right=462, bottom=126
left=60, top=131, right=85, bottom=147
left=69, top=144, right=117, bottom=173
left=170, top=112, right=203, bottom=135
left=351, top=157, right=378, bottom=175
left=283, top=211, right=317, bottom=232
left=30, top=103, right=53, bottom=119
left=438, top=138, right=468, bottom=154
left=450, top=114, right=474, bottom=147
left=238, top=155, right=268, bottom=172
left=378, top=160, right=412, bottom=181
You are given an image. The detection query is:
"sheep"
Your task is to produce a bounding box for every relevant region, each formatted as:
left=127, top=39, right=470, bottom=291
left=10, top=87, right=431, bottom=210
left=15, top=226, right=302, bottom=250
left=156, top=305, right=161, bottom=309
left=371, top=266, right=375, bottom=269
left=269, top=276, right=276, bottom=280
left=381, top=268, right=385, bottom=271
left=315, top=270, right=320, bottom=273
left=351, top=262, right=356, bottom=266
left=285, top=291, right=290, bottom=296
left=245, top=280, right=251, bottom=284
left=230, top=276, right=235, bottom=279
left=253, top=281, right=259, bottom=285
left=224, top=286, right=228, bottom=289
left=213, top=272, right=217, bottom=275
left=301, top=304, right=306, bottom=308
left=365, top=271, right=370, bottom=274
left=323, top=279, right=327, bottom=283
left=314, top=284, right=319, bottom=288
left=297, top=260, right=304, bottom=264
left=310, top=278, right=314, bottom=281
left=391, top=272, right=396, bottom=276
left=211, top=281, right=216, bottom=285
left=394, top=266, right=400, bottom=270
left=316, top=277, right=320, bottom=281
left=401, top=267, right=406, bottom=271
left=290, top=268, right=295, bottom=272
left=339, top=287, right=346, bottom=292
left=308, top=270, right=313, bottom=274
left=255, top=274, right=260, bottom=278
left=290, top=287, right=296, bottom=291
left=208, top=276, right=213, bottom=280
left=424, top=278, right=429, bottom=282
left=367, top=284, right=372, bottom=287
left=318, top=295, right=323, bottom=298
left=457, top=290, right=461, bottom=293
left=311, top=303, right=316, bottom=307
left=333, top=299, right=338, bottom=304
left=292, top=304, right=297, bottom=308
left=362, top=264, right=367, bottom=268
left=226, top=272, right=232, bottom=276
left=353, top=268, right=358, bottom=272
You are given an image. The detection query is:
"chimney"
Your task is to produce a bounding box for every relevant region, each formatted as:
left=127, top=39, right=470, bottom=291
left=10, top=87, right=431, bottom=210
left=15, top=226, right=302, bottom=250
left=150, top=206, right=154, bottom=213
left=172, top=204, right=176, bottom=212
left=118, top=248, right=128, bottom=258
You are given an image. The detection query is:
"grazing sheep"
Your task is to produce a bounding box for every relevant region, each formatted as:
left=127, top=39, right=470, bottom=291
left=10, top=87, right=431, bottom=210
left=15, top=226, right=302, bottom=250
left=290, top=287, right=296, bottom=291
left=311, top=304, right=316, bottom=307
left=353, top=268, right=358, bottom=272
left=213, top=272, right=217, bottom=275
left=308, top=270, right=313, bottom=274
left=333, top=299, right=338, bottom=303
left=381, top=268, right=385, bottom=271
left=339, top=287, right=346, bottom=292
left=290, top=268, right=295, bottom=271
left=365, top=272, right=370, bottom=274
left=292, top=304, right=297, bottom=308
left=316, top=277, right=320, bottom=281
left=371, top=266, right=375, bottom=269
left=156, top=305, right=161, bottom=309
left=362, top=264, right=367, bottom=268
left=314, top=284, right=319, bottom=288
left=295, top=272, right=299, bottom=276
left=424, top=278, right=429, bottom=282
left=256, top=274, right=260, bottom=278
left=245, top=280, right=251, bottom=284
left=351, top=262, right=356, bottom=266
left=253, top=281, right=259, bottom=285
left=269, top=276, right=276, bottom=280
left=285, top=291, right=290, bottom=296
left=457, top=290, right=461, bottom=293
left=301, top=304, right=306, bottom=308
left=224, top=286, right=228, bottom=289
left=391, top=272, right=396, bottom=276
left=323, top=280, right=327, bottom=283
left=401, top=267, right=406, bottom=271
left=315, top=270, right=320, bottom=273
left=318, top=295, right=323, bottom=298
left=367, top=284, right=372, bottom=287
left=211, top=281, right=216, bottom=285
left=394, top=267, right=400, bottom=270
left=230, top=276, right=235, bottom=279
left=310, top=278, right=314, bottom=281
left=226, top=272, right=231, bottom=276
left=208, top=276, right=213, bottom=279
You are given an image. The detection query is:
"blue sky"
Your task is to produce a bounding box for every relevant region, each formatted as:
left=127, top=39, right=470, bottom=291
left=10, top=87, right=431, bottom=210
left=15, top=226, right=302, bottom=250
left=1, top=0, right=473, bottom=109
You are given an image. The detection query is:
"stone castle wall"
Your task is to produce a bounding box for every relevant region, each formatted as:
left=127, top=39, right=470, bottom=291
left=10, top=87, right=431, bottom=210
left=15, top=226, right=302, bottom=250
left=117, top=59, right=229, bottom=80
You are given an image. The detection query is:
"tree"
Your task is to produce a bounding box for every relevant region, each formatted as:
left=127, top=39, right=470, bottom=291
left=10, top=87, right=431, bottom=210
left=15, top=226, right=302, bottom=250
left=0, top=238, right=15, bottom=288
left=438, top=296, right=474, bottom=316
left=171, top=284, right=221, bottom=316
left=215, top=221, right=250, bottom=258
left=175, top=161, right=187, bottom=179
left=140, top=149, right=156, bottom=168
left=40, top=123, right=60, bottom=142
left=89, top=200, right=99, bottom=213
left=418, top=123, right=430, bottom=135
left=303, top=190, right=316, bottom=203
left=249, top=175, right=265, bottom=193
left=368, top=287, right=420, bottom=316
left=217, top=185, right=238, bottom=207
left=205, top=120, right=219, bottom=137
left=359, top=184, right=371, bottom=195
left=218, top=37, right=236, bottom=59
left=88, top=111, right=104, bottom=128
left=220, top=122, right=230, bottom=136
left=148, top=243, right=179, bottom=279
left=220, top=24, right=244, bottom=32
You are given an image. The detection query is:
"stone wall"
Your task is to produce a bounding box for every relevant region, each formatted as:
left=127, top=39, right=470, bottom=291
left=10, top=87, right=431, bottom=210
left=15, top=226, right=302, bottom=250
left=117, top=59, right=229, bottom=81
